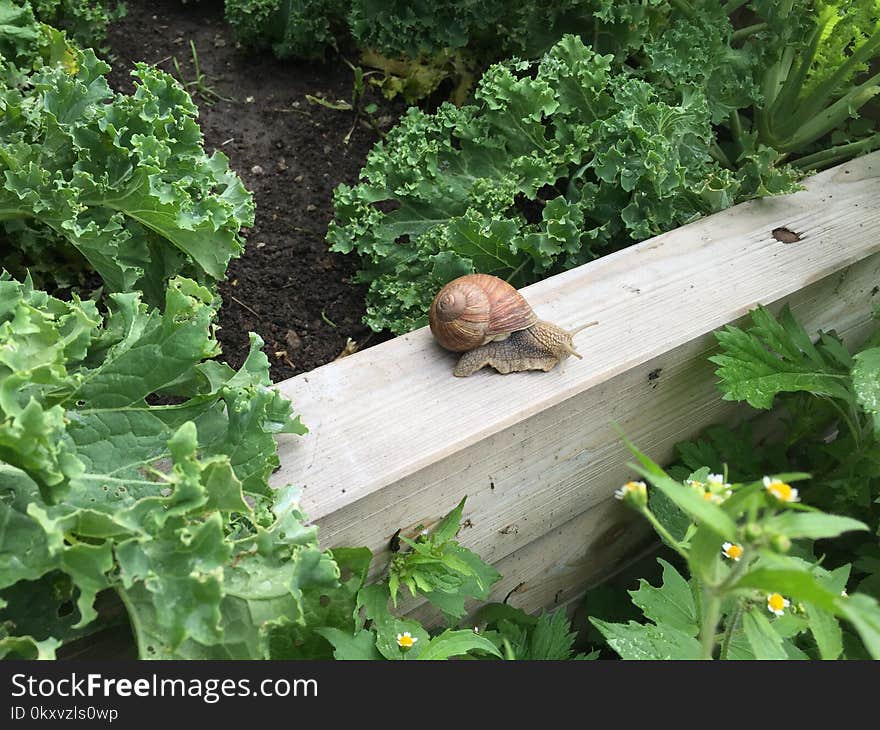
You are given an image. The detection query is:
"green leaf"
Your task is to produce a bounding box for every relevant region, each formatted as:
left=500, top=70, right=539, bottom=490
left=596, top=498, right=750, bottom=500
left=628, top=559, right=698, bottom=636
left=390, top=498, right=500, bottom=620
left=764, top=512, right=868, bottom=540
left=0, top=633, right=61, bottom=659
left=117, top=511, right=230, bottom=649
left=329, top=32, right=778, bottom=335
left=433, top=497, right=466, bottom=543
left=417, top=629, right=502, bottom=660
left=806, top=563, right=849, bottom=661
left=853, top=347, right=880, bottom=433
left=314, top=628, right=383, bottom=660
left=590, top=618, right=701, bottom=660
left=626, top=440, right=737, bottom=540
left=742, top=606, right=787, bottom=659
left=355, top=583, right=429, bottom=660
left=734, top=568, right=839, bottom=612
left=0, top=267, right=319, bottom=658
left=837, top=593, right=880, bottom=660
left=710, top=305, right=852, bottom=409
left=525, top=610, right=580, bottom=660
left=1, top=49, right=253, bottom=304
left=808, top=603, right=843, bottom=660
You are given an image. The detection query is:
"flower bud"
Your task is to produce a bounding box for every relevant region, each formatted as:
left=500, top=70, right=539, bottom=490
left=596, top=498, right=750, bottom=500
left=770, top=534, right=791, bottom=553
left=614, top=480, right=648, bottom=509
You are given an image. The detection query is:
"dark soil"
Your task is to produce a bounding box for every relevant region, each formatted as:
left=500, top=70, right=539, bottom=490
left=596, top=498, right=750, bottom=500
left=105, top=0, right=399, bottom=381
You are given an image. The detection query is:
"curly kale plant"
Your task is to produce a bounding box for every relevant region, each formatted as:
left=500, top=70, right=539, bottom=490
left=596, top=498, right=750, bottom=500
left=223, top=0, right=606, bottom=62
left=329, top=35, right=794, bottom=334
left=0, top=4, right=254, bottom=304
left=28, top=0, right=124, bottom=49
left=224, top=0, right=346, bottom=60
left=330, top=1, right=880, bottom=335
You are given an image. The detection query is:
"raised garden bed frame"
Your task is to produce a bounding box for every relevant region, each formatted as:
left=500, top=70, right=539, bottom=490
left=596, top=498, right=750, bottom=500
left=272, top=152, right=880, bottom=623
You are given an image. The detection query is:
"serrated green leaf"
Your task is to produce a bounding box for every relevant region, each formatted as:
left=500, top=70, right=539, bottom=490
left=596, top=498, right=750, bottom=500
left=629, top=559, right=698, bottom=636
left=314, top=628, right=382, bottom=660
left=805, top=564, right=849, bottom=660
left=589, top=617, right=701, bottom=660
left=525, top=610, right=580, bottom=660
left=853, top=347, right=880, bottom=433
left=742, top=606, right=787, bottom=659
left=710, top=305, right=852, bottom=409
left=808, top=602, right=843, bottom=660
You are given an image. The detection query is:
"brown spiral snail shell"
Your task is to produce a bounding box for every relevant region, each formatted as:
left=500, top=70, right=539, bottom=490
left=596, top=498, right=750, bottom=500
left=429, top=274, right=585, bottom=377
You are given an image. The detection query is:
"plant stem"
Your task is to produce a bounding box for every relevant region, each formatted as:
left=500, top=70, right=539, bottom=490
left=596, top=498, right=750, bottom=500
left=728, top=110, right=745, bottom=160
left=699, top=585, right=722, bottom=659
left=716, top=553, right=753, bottom=594
left=794, top=31, right=880, bottom=127
left=505, top=260, right=528, bottom=285
left=824, top=396, right=862, bottom=450
left=731, top=23, right=766, bottom=44
left=668, top=0, right=696, bottom=20
left=700, top=555, right=754, bottom=659
left=709, top=142, right=734, bottom=170
left=190, top=41, right=201, bottom=84
left=640, top=507, right=690, bottom=562
left=719, top=603, right=743, bottom=660
left=724, top=0, right=750, bottom=14
left=791, top=133, right=880, bottom=171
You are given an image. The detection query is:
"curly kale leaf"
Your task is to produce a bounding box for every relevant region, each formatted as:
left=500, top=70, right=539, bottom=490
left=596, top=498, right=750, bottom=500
left=0, top=272, right=338, bottom=658
left=330, top=35, right=796, bottom=334
left=224, top=0, right=345, bottom=60
left=0, top=17, right=254, bottom=303
left=28, top=0, right=124, bottom=50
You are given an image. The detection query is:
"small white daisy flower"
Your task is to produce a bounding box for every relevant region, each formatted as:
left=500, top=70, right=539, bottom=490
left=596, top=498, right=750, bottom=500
left=767, top=593, right=790, bottom=616
left=614, top=480, right=647, bottom=507
left=721, top=542, right=743, bottom=561
left=763, top=476, right=799, bottom=503
left=396, top=632, right=418, bottom=650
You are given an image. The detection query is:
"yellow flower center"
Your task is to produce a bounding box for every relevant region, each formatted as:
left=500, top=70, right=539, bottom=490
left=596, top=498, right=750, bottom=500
left=768, top=593, right=786, bottom=612
left=766, top=480, right=795, bottom=501
left=397, top=634, right=415, bottom=648
left=724, top=544, right=743, bottom=560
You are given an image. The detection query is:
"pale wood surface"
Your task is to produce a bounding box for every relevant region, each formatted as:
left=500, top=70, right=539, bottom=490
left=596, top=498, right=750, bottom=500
left=402, top=254, right=880, bottom=622
left=273, top=153, right=880, bottom=616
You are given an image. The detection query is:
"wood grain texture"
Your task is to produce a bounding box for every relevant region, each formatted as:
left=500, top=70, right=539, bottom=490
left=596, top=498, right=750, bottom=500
left=401, top=254, right=880, bottom=623
left=273, top=152, right=880, bottom=616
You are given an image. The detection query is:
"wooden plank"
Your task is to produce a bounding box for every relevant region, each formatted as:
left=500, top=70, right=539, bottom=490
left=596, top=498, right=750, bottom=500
left=273, top=153, right=880, bottom=611
left=401, top=252, right=880, bottom=623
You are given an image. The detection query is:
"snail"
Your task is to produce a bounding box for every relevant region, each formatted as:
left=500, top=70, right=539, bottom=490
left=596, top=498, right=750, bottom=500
left=428, top=273, right=588, bottom=377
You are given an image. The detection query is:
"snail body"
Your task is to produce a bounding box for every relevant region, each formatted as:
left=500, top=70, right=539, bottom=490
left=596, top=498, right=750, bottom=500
left=429, top=274, right=584, bottom=377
